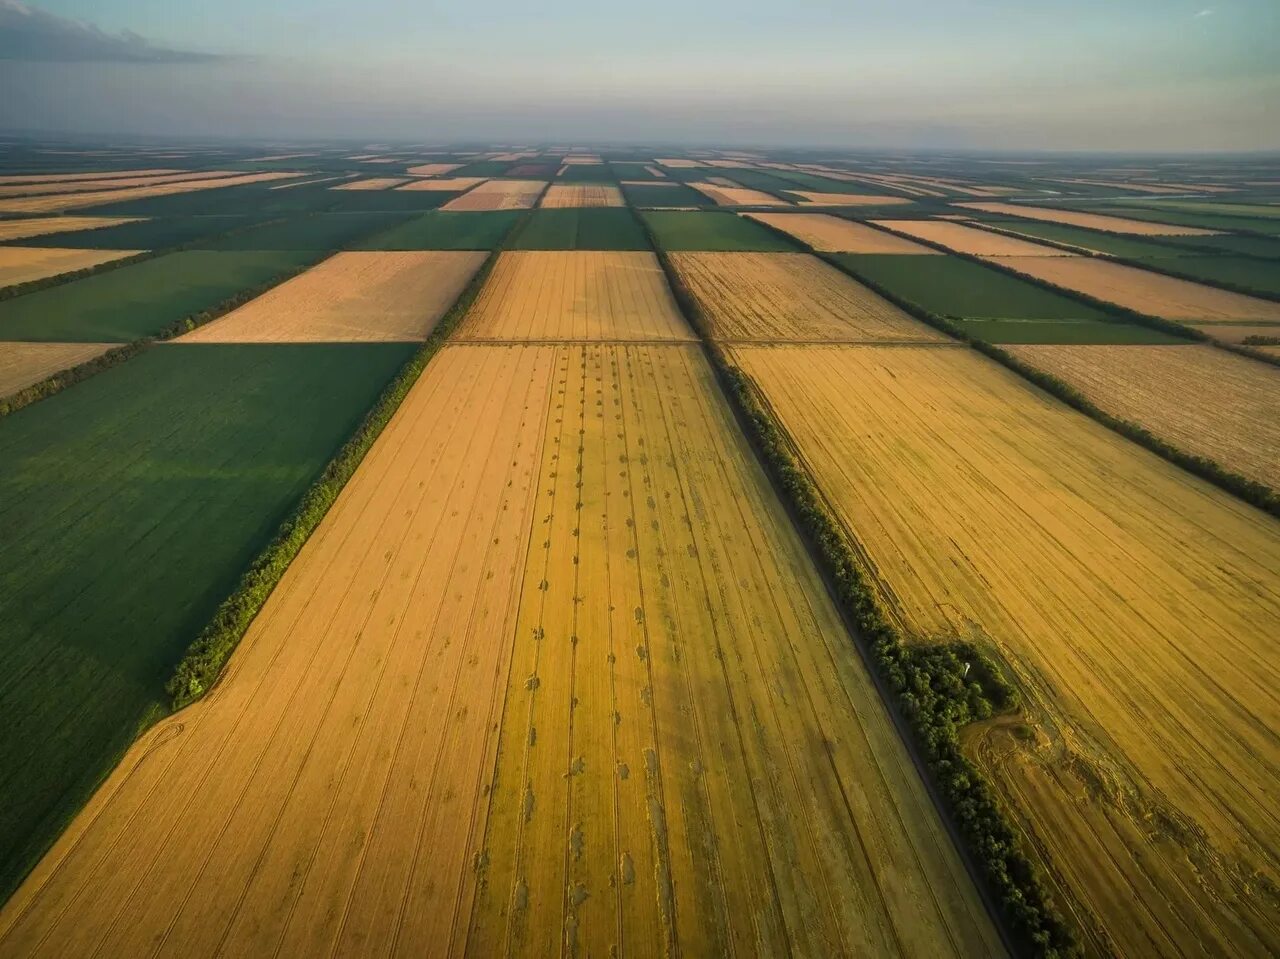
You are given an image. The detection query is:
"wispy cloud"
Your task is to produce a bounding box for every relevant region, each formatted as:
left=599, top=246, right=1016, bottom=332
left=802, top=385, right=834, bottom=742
left=1193, top=8, right=1214, bottom=18
left=0, top=0, right=227, bottom=63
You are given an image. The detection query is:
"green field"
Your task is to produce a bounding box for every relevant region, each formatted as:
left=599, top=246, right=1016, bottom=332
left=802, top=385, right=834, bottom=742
left=1134, top=255, right=1280, bottom=298
left=641, top=210, right=798, bottom=251
left=510, top=208, right=648, bottom=250
left=955, top=317, right=1185, bottom=344
left=609, top=162, right=663, bottom=180
left=834, top=253, right=1112, bottom=319
left=709, top=168, right=802, bottom=196
left=1154, top=232, right=1280, bottom=257
left=197, top=212, right=409, bottom=250
left=0, top=250, right=317, bottom=341
left=769, top=169, right=903, bottom=196
left=1083, top=204, right=1280, bottom=236
left=90, top=182, right=340, bottom=217
left=1120, top=200, right=1280, bottom=219
left=2, top=216, right=264, bottom=251
left=982, top=220, right=1196, bottom=258
left=556, top=163, right=616, bottom=183
left=452, top=161, right=513, bottom=177
left=355, top=210, right=519, bottom=250
left=0, top=341, right=413, bottom=903
left=622, top=182, right=713, bottom=208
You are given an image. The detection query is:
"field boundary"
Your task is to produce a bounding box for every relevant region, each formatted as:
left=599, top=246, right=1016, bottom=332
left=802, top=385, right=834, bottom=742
left=639, top=213, right=1076, bottom=957
left=0, top=342, right=142, bottom=416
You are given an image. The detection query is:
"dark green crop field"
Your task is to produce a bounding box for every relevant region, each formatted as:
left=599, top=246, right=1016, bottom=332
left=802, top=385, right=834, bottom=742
left=609, top=162, right=663, bottom=180
left=834, top=253, right=1112, bottom=320
left=0, top=250, right=318, bottom=341
left=641, top=211, right=798, bottom=251
left=621, top=182, right=713, bottom=208
left=510, top=208, right=648, bottom=250
left=1132, top=255, right=1280, bottom=297
left=88, top=182, right=341, bottom=217
left=556, top=164, right=616, bottom=183
left=0, top=341, right=414, bottom=901
left=955, top=317, right=1185, bottom=344
left=1155, top=233, right=1280, bottom=257
left=2, top=216, right=264, bottom=251
left=354, top=210, right=520, bottom=250
left=197, top=212, right=409, bottom=250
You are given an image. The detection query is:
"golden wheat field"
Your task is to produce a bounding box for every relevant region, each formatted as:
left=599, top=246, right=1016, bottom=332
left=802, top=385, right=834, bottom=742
left=668, top=252, right=948, bottom=343
left=688, top=182, right=790, bottom=206
left=956, top=202, right=1220, bottom=236
left=0, top=216, right=140, bottom=243
left=1008, top=344, right=1280, bottom=489
left=457, top=251, right=694, bottom=341
left=441, top=180, right=546, bottom=211
left=1185, top=321, right=1280, bottom=343
left=0, top=169, right=179, bottom=185
left=730, top=343, right=1280, bottom=957
left=872, top=219, right=1078, bottom=256
left=406, top=162, right=462, bottom=176
left=0, top=342, right=114, bottom=397
left=987, top=255, right=1280, bottom=321
left=788, top=191, right=913, bottom=207
left=0, top=172, right=302, bottom=214
left=0, top=246, right=139, bottom=287
left=178, top=252, right=485, bottom=342
left=0, top=171, right=237, bottom=199
left=397, top=177, right=488, bottom=192
left=744, top=213, right=941, bottom=253
left=537, top=184, right=624, bottom=208
left=330, top=177, right=410, bottom=191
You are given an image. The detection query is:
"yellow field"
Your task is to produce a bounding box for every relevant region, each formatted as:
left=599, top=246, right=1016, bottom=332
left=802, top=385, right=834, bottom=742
left=178, top=252, right=485, bottom=343
left=406, top=162, right=462, bottom=176
left=441, top=180, right=546, bottom=211
left=730, top=343, right=1280, bottom=957
left=0, top=342, right=113, bottom=397
left=644, top=165, right=667, bottom=178
left=0, top=247, right=139, bottom=287
left=0, top=172, right=302, bottom=214
left=537, top=184, right=624, bottom=208
left=655, top=158, right=703, bottom=168
left=397, top=177, right=487, bottom=192
left=1186, top=321, right=1280, bottom=344
left=988, top=255, right=1280, bottom=321
left=0, top=171, right=236, bottom=199
left=457, top=251, right=694, bottom=341
left=0, top=169, right=177, bottom=185
left=0, top=340, right=1001, bottom=957
left=873, top=219, right=1077, bottom=256
left=0, top=216, right=140, bottom=243
left=957, top=202, right=1221, bottom=236
left=668, top=252, right=948, bottom=343
left=789, top=191, right=913, bottom=206
left=330, top=177, right=409, bottom=191
left=688, top=182, right=790, bottom=206
left=744, top=213, right=941, bottom=252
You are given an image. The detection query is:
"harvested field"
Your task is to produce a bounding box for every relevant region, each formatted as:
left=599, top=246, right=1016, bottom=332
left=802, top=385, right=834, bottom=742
left=0, top=169, right=177, bottom=185
left=179, top=252, right=484, bottom=342
left=788, top=191, right=913, bottom=206
left=744, top=213, right=941, bottom=253
left=457, top=251, right=692, bottom=341
left=0, top=171, right=237, bottom=199
left=688, top=182, right=790, bottom=206
left=406, top=163, right=462, bottom=176
left=958, top=202, right=1221, bottom=236
left=670, top=252, right=946, bottom=343
left=0, top=247, right=138, bottom=287
left=0, top=341, right=113, bottom=397
left=537, top=184, right=624, bottom=208
left=873, top=219, right=1078, bottom=256
left=0, top=216, right=140, bottom=243
left=988, top=255, right=1280, bottom=321
left=655, top=157, right=703, bottom=168
left=396, top=177, right=487, bottom=191
left=1137, top=255, right=1280, bottom=298
left=0, top=172, right=302, bottom=214
left=330, top=177, right=410, bottom=191
left=1186, top=322, right=1280, bottom=344
left=982, top=221, right=1195, bottom=258
left=645, top=165, right=666, bottom=178
left=0, top=342, right=1002, bottom=958
left=1007, top=343, right=1280, bottom=488
left=441, top=180, right=546, bottom=211
left=731, top=343, right=1280, bottom=957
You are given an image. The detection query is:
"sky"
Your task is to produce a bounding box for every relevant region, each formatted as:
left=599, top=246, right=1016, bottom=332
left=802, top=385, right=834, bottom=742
left=0, top=0, right=1277, bottom=151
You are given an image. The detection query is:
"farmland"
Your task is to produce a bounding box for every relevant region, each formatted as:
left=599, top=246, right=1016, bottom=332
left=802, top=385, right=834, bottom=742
left=872, top=219, right=1079, bottom=256
left=354, top=210, right=519, bottom=250
left=509, top=208, right=649, bottom=250
left=0, top=342, right=113, bottom=398
left=441, top=179, right=545, bottom=211
left=0, top=216, right=140, bottom=243
left=643, top=211, right=799, bottom=251
left=745, top=212, right=941, bottom=253
left=538, top=184, right=624, bottom=208
left=0, top=172, right=302, bottom=214
left=0, top=247, right=139, bottom=288
left=5, top=215, right=265, bottom=251
left=1131, top=254, right=1280, bottom=298
left=957, top=202, right=1221, bottom=235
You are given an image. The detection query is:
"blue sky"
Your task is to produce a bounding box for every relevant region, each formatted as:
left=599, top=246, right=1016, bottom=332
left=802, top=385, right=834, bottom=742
left=1, top=0, right=1277, bottom=150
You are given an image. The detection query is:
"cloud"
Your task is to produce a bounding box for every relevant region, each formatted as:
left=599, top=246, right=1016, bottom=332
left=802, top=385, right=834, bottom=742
left=1193, top=8, right=1214, bottom=17
left=0, top=0, right=226, bottom=63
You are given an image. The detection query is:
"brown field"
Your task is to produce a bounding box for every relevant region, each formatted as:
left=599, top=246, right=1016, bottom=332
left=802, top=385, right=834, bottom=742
left=0, top=216, right=141, bottom=243
left=0, top=246, right=139, bottom=287
left=957, top=202, right=1221, bottom=236
left=397, top=177, right=488, bottom=192
left=0, top=171, right=237, bottom=199
left=0, top=342, right=113, bottom=397
left=441, top=180, right=546, bottom=211
left=330, top=177, right=410, bottom=191
left=458, top=251, right=693, bottom=341
left=1051, top=178, right=1237, bottom=195
left=787, top=191, right=913, bottom=207
left=0, top=172, right=302, bottom=214
left=873, top=219, right=1077, bottom=256
left=0, top=169, right=178, bottom=185
left=537, top=184, right=625, bottom=208
left=730, top=343, right=1280, bottom=957
left=744, top=213, right=941, bottom=253
left=655, top=158, right=703, bottom=169
left=406, top=163, right=462, bottom=176
left=179, top=252, right=484, bottom=343
left=1008, top=344, right=1280, bottom=488
left=644, top=165, right=667, bottom=178
left=1186, top=321, right=1280, bottom=344
left=561, top=154, right=602, bottom=164
left=688, top=182, right=790, bottom=207
left=0, top=339, right=1002, bottom=957
left=669, top=252, right=948, bottom=343
left=987, top=255, right=1280, bottom=321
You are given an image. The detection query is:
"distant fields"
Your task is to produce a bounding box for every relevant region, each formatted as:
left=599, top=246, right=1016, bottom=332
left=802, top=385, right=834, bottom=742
left=0, top=342, right=415, bottom=902
left=976, top=220, right=1203, bottom=258
left=642, top=211, right=798, bottom=251
left=2, top=215, right=263, bottom=251
left=509, top=208, right=648, bottom=250
left=621, top=182, right=712, bottom=208
left=0, top=250, right=318, bottom=341
left=1133, top=254, right=1280, bottom=298
left=196, top=212, right=409, bottom=251
left=353, top=210, right=519, bottom=250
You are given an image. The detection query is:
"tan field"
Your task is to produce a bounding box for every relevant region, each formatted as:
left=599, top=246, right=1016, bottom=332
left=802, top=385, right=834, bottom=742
left=788, top=191, right=913, bottom=206
left=397, top=177, right=488, bottom=192
left=0, top=171, right=237, bottom=199
left=688, top=182, right=790, bottom=207
left=1187, top=321, right=1280, bottom=343
left=0, top=247, right=140, bottom=288
left=872, top=219, right=1077, bottom=256
left=644, top=165, right=667, bottom=178
left=0, top=169, right=178, bottom=185
left=0, top=216, right=140, bottom=243
left=0, top=342, right=114, bottom=398
left=458, top=251, right=693, bottom=341
left=406, top=162, right=462, bottom=176
left=957, top=202, right=1221, bottom=236
left=441, top=180, right=546, bottom=211
left=1051, top=178, right=1237, bottom=195
left=744, top=213, right=941, bottom=252
left=669, top=252, right=948, bottom=343
left=0, top=172, right=302, bottom=214
left=179, top=252, right=485, bottom=343
left=561, top=154, right=602, bottom=164
left=655, top=158, right=703, bottom=168
left=1008, top=344, right=1280, bottom=489
left=987, top=255, right=1280, bottom=321
left=330, top=177, right=409, bottom=191
left=730, top=343, right=1280, bottom=957
left=270, top=175, right=352, bottom=190
left=537, top=184, right=624, bottom=208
